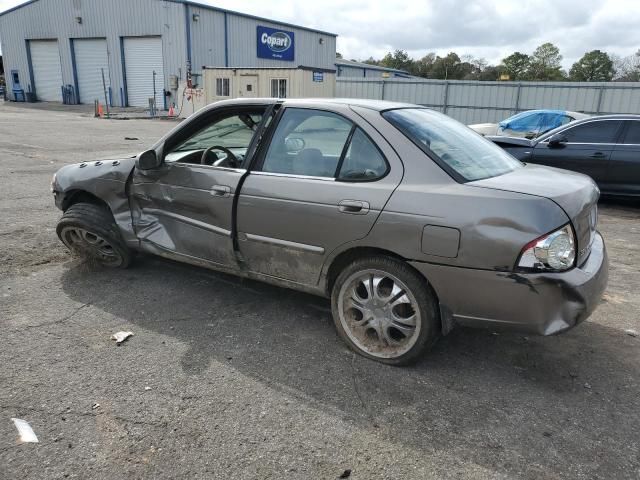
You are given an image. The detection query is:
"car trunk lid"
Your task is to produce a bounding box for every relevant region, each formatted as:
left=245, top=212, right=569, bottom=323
left=469, top=164, right=599, bottom=266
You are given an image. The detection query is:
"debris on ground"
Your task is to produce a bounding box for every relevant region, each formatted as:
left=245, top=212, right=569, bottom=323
left=124, top=137, right=139, bottom=140
left=584, top=383, right=592, bottom=389
left=624, top=329, right=638, bottom=337
left=92, top=403, right=100, bottom=410
left=339, top=469, right=352, bottom=478
left=144, top=386, right=152, bottom=391
left=111, top=331, right=133, bottom=345
left=11, top=418, right=39, bottom=443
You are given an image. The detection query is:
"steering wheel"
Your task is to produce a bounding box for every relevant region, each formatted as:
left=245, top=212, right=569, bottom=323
left=200, top=146, right=239, bottom=167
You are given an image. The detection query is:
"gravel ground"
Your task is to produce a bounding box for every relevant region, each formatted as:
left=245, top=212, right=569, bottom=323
left=0, top=101, right=639, bottom=480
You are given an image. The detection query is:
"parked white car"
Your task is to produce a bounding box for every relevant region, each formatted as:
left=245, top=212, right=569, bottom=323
left=470, top=110, right=590, bottom=138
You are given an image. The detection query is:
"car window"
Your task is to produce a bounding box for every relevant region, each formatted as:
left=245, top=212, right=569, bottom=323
left=165, top=113, right=263, bottom=164
left=384, top=108, right=522, bottom=182
left=338, top=128, right=388, bottom=180
left=261, top=108, right=352, bottom=177
left=622, top=121, right=640, bottom=144
left=562, top=120, right=622, bottom=144
left=560, top=115, right=573, bottom=125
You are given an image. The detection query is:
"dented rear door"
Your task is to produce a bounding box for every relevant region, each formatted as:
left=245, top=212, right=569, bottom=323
left=236, top=104, right=403, bottom=286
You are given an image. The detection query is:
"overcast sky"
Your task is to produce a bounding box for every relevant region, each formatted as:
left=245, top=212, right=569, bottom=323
left=1, top=0, right=638, bottom=68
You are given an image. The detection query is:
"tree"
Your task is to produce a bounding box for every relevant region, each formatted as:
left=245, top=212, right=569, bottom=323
left=529, top=43, right=565, bottom=80
left=380, top=49, right=413, bottom=72
left=411, top=52, right=436, bottom=78
left=612, top=50, right=640, bottom=81
left=569, top=50, right=615, bottom=81
left=335, top=52, right=343, bottom=59
left=475, top=65, right=501, bottom=81
left=430, top=52, right=462, bottom=79
left=501, top=52, right=531, bottom=80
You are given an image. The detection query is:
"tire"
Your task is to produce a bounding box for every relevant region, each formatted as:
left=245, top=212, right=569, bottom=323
left=331, top=256, right=440, bottom=365
left=56, top=202, right=132, bottom=268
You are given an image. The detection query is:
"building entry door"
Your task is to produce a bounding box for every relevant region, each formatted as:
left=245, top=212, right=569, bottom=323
left=239, top=75, right=258, bottom=98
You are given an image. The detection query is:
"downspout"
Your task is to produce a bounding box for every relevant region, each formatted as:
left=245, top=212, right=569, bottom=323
left=25, top=40, right=36, bottom=98
left=184, top=3, right=192, bottom=66
left=224, top=12, right=229, bottom=67
left=69, top=39, right=80, bottom=103
left=119, top=37, right=128, bottom=106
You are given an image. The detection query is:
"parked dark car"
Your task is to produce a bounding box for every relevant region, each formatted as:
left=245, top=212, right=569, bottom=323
left=52, top=98, right=607, bottom=365
left=488, top=114, right=640, bottom=197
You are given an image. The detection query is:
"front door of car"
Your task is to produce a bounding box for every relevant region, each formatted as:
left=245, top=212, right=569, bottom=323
left=236, top=106, right=403, bottom=286
left=531, top=119, right=623, bottom=186
left=130, top=106, right=267, bottom=268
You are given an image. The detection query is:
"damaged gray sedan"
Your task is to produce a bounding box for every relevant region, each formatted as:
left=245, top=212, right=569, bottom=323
left=52, top=99, right=608, bottom=365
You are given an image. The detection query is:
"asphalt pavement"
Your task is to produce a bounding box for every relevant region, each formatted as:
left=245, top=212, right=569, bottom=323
left=1, top=101, right=639, bottom=479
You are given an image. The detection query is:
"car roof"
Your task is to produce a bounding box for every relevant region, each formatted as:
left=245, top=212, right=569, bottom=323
left=507, top=109, right=589, bottom=117
left=205, top=97, right=419, bottom=112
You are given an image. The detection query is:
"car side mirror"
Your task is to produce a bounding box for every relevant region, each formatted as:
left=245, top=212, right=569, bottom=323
left=285, top=137, right=305, bottom=153
left=136, top=149, right=161, bottom=170
left=547, top=134, right=568, bottom=148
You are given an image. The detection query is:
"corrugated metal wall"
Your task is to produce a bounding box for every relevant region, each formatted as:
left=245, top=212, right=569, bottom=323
left=336, top=78, right=640, bottom=124
left=0, top=0, right=186, bottom=106
left=0, top=0, right=337, bottom=105
left=224, top=15, right=335, bottom=70
left=188, top=5, right=226, bottom=77
left=336, top=65, right=395, bottom=79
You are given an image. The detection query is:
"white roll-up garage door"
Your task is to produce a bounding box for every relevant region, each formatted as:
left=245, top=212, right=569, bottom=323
left=123, top=37, right=165, bottom=108
left=74, top=38, right=110, bottom=104
left=30, top=40, right=63, bottom=102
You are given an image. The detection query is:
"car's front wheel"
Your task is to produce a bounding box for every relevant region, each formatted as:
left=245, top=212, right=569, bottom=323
left=56, top=202, right=132, bottom=268
left=331, top=256, right=440, bottom=365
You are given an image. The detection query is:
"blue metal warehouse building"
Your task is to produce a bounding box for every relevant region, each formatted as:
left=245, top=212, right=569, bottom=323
left=0, top=0, right=337, bottom=107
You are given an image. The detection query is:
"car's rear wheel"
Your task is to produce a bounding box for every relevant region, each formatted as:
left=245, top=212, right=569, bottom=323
left=331, top=256, right=440, bottom=365
left=56, top=202, right=132, bottom=268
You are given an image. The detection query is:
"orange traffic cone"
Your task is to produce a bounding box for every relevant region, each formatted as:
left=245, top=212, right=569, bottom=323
left=168, top=103, right=175, bottom=117
left=97, top=102, right=104, bottom=118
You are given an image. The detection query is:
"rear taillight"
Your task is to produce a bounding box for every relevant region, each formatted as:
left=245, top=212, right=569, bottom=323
left=517, top=224, right=576, bottom=272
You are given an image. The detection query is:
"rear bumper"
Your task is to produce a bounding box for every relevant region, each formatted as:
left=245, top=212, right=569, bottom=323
left=410, top=232, right=608, bottom=335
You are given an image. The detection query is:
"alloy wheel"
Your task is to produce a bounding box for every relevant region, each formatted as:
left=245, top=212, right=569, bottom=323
left=59, top=226, right=123, bottom=267
left=337, top=269, right=421, bottom=359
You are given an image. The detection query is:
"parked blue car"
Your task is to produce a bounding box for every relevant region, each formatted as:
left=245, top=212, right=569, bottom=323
left=470, top=110, right=590, bottom=138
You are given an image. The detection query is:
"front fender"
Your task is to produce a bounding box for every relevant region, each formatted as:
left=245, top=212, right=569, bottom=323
left=53, top=158, right=138, bottom=246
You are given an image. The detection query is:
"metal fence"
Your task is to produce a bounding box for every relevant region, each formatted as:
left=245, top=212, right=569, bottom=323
left=336, top=77, right=640, bottom=124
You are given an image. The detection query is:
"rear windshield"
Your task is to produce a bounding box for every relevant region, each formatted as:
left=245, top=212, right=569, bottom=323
left=383, top=108, right=522, bottom=182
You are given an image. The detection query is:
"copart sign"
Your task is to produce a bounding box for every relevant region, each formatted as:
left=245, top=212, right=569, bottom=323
left=257, top=26, right=295, bottom=61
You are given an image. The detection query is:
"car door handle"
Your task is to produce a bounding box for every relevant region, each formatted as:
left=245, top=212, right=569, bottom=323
left=338, top=200, right=370, bottom=215
left=589, top=152, right=606, bottom=158
left=211, top=185, right=231, bottom=197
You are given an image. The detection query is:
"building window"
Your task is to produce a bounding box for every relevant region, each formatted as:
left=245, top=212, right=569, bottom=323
left=216, top=78, right=230, bottom=97
left=270, top=78, right=287, bottom=98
